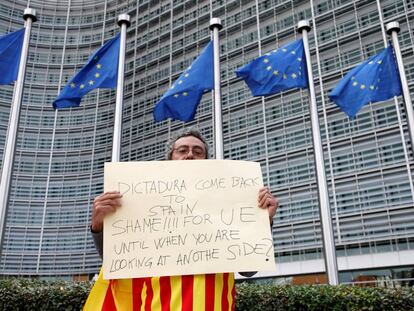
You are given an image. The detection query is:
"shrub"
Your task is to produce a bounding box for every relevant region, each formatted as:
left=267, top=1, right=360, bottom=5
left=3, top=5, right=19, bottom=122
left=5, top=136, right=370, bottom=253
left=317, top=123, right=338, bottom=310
left=0, top=278, right=90, bottom=311
left=0, top=278, right=413, bottom=310
left=235, top=283, right=414, bottom=311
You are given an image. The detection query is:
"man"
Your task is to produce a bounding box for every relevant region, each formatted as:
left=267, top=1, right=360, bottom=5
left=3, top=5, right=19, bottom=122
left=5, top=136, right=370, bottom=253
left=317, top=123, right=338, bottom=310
left=87, top=129, right=278, bottom=310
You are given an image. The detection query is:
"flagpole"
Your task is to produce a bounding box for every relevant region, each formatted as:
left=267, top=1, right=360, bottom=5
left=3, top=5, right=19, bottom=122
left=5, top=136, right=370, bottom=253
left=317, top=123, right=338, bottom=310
left=378, top=16, right=414, bottom=203
left=209, top=18, right=224, bottom=160
left=112, top=14, right=130, bottom=162
left=0, top=8, right=36, bottom=252
left=297, top=20, right=339, bottom=285
left=386, top=22, right=414, bottom=148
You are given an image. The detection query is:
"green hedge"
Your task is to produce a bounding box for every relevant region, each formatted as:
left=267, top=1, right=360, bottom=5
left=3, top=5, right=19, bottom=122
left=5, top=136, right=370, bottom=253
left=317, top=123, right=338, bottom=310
left=235, top=283, right=414, bottom=311
left=0, top=278, right=90, bottom=310
left=0, top=278, right=413, bottom=310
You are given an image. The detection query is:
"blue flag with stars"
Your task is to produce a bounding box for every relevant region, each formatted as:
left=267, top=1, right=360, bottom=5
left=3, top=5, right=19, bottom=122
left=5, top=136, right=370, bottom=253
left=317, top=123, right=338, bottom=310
left=236, top=39, right=308, bottom=97
left=153, top=41, right=214, bottom=122
left=329, top=45, right=402, bottom=118
left=53, top=34, right=120, bottom=109
left=0, top=28, right=24, bottom=85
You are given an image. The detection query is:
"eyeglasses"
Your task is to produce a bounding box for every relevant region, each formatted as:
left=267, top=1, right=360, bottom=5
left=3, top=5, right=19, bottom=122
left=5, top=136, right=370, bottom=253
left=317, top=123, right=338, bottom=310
left=173, top=145, right=206, bottom=158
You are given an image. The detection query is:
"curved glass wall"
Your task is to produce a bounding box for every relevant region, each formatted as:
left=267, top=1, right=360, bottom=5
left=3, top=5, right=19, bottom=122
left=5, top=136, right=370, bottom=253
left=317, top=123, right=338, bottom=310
left=0, top=0, right=413, bottom=278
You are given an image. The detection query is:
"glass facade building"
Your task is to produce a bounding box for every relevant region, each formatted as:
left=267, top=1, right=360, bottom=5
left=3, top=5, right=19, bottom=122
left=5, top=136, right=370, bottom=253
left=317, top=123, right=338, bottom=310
left=0, top=0, right=413, bottom=282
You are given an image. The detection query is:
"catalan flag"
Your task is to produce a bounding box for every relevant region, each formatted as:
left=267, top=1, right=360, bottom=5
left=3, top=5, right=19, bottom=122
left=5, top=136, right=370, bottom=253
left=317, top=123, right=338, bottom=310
left=0, top=28, right=25, bottom=85
left=236, top=39, right=308, bottom=97
left=84, top=269, right=235, bottom=311
left=53, top=34, right=120, bottom=109
left=329, top=45, right=402, bottom=118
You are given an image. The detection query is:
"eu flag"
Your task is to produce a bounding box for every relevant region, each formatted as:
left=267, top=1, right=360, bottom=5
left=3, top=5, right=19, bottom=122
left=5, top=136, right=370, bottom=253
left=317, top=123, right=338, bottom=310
left=0, top=28, right=24, bottom=85
left=236, top=39, right=308, bottom=97
left=329, top=45, right=402, bottom=118
left=153, top=41, right=214, bottom=122
left=53, top=34, right=120, bottom=109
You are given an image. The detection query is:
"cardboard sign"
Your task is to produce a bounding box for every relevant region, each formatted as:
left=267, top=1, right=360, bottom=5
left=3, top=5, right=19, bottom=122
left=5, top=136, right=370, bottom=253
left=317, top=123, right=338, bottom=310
left=103, top=160, right=275, bottom=279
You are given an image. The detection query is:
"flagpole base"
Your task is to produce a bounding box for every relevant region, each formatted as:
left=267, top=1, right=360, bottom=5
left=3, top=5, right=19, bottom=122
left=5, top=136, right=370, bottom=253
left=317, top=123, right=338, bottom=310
left=23, top=8, right=37, bottom=22
left=386, top=22, right=400, bottom=35
left=209, top=18, right=222, bottom=31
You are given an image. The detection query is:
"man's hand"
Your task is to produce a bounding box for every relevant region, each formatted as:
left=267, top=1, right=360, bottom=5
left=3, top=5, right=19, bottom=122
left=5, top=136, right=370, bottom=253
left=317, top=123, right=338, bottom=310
left=258, top=187, right=278, bottom=224
left=91, top=191, right=122, bottom=233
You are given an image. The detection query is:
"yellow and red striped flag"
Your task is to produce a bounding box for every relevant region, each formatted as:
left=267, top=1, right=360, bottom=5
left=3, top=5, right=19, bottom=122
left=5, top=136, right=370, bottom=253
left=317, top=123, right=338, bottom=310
left=84, top=269, right=235, bottom=311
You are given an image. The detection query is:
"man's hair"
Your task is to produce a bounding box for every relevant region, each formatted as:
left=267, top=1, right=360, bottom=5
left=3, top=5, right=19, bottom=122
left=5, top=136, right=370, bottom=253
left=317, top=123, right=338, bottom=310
left=166, top=129, right=209, bottom=160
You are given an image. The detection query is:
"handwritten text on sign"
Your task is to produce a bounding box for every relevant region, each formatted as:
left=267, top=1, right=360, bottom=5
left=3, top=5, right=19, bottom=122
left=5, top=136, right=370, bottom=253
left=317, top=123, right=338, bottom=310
left=103, top=160, right=275, bottom=279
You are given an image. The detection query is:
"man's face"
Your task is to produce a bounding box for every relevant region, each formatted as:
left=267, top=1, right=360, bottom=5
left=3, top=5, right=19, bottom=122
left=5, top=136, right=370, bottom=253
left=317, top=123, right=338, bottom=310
left=171, top=136, right=207, bottom=160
